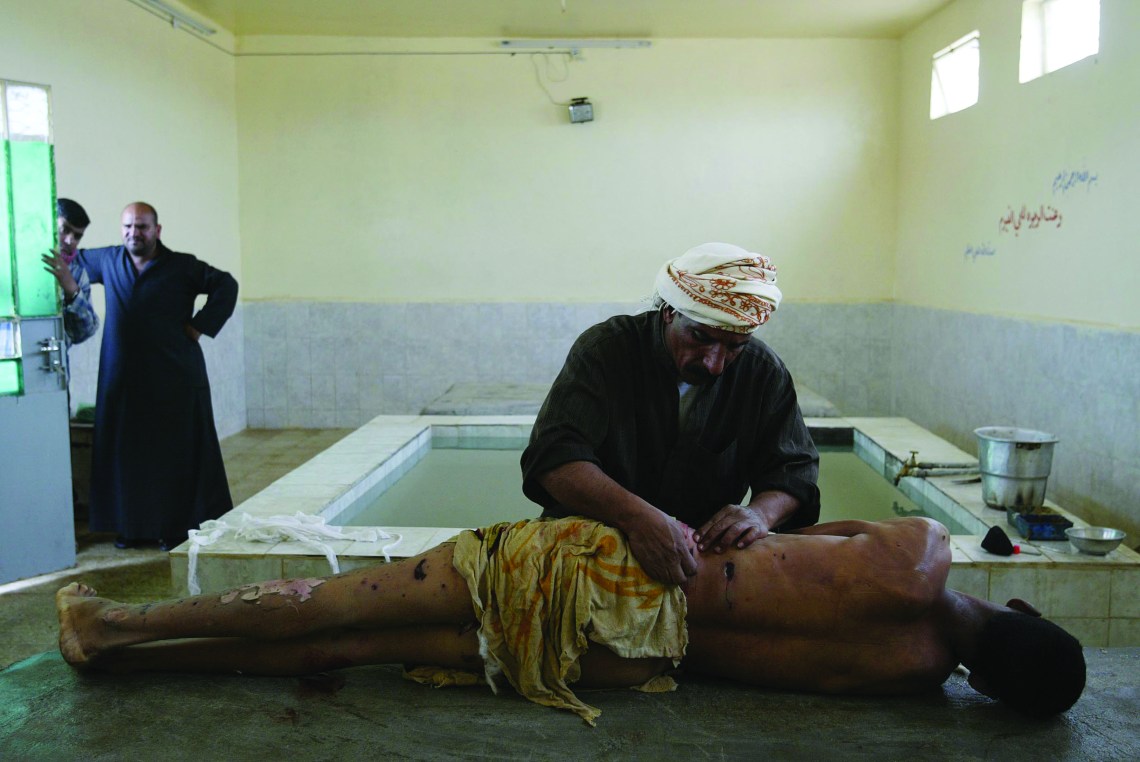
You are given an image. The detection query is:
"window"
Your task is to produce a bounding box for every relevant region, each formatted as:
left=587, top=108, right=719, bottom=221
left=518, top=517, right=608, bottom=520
left=1, top=79, right=56, bottom=395
left=930, top=31, right=980, bottom=120
left=1020, top=0, right=1100, bottom=83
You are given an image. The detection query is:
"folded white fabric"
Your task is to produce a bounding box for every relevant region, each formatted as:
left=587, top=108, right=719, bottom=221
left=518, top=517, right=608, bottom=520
left=186, top=512, right=401, bottom=595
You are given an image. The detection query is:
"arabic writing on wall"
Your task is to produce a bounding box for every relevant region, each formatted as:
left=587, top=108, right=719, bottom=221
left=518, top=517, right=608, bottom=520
left=1053, top=169, right=1098, bottom=195
left=970, top=168, right=1099, bottom=258
left=964, top=243, right=996, bottom=261
left=998, top=204, right=1063, bottom=236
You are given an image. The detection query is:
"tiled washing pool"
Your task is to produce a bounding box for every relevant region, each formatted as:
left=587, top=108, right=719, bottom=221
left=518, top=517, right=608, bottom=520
left=171, top=415, right=1140, bottom=646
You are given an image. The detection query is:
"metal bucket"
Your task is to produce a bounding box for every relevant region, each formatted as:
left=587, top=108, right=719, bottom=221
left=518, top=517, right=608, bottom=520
left=974, top=427, right=1058, bottom=511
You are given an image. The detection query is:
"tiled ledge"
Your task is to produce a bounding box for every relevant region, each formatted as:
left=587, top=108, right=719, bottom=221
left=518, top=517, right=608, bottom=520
left=171, top=415, right=534, bottom=586
left=848, top=416, right=1138, bottom=555
left=170, top=414, right=1140, bottom=646
left=848, top=417, right=1140, bottom=647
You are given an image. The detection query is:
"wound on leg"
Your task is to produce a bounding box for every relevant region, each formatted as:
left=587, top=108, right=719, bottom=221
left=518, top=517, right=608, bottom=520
left=220, top=578, right=326, bottom=604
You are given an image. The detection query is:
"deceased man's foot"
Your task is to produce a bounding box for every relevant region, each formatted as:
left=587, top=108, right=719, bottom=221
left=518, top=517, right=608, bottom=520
left=56, top=582, right=103, bottom=667
left=55, top=582, right=140, bottom=669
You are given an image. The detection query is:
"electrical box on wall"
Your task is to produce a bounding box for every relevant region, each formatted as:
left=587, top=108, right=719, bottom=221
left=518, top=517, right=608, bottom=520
left=568, top=97, right=593, bottom=123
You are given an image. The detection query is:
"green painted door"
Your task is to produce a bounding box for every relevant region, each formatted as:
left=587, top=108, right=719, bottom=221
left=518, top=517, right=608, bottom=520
left=0, top=79, right=75, bottom=583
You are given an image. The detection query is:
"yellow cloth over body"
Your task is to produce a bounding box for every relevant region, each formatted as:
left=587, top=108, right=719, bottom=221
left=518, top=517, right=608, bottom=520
left=449, top=517, right=688, bottom=725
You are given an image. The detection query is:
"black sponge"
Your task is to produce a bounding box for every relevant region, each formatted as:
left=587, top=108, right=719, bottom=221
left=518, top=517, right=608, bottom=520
left=981, top=525, right=1015, bottom=556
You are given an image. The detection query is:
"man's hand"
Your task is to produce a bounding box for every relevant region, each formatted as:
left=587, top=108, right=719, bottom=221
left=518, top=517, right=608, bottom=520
left=625, top=511, right=699, bottom=586
left=695, top=504, right=770, bottom=553
left=536, top=461, right=700, bottom=584
left=184, top=323, right=201, bottom=342
left=697, top=491, right=803, bottom=552
left=42, top=251, right=79, bottom=298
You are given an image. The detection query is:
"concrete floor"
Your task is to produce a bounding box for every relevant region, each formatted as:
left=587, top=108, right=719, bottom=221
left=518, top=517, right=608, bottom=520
left=2, top=428, right=1139, bottom=760
left=0, top=428, right=353, bottom=670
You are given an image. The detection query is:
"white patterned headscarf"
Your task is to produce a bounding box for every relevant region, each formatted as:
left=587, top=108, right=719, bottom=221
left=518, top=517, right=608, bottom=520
left=653, top=243, right=782, bottom=334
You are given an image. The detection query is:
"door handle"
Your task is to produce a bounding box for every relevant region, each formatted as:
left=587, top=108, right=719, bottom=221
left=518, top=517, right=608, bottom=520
left=38, top=336, right=64, bottom=375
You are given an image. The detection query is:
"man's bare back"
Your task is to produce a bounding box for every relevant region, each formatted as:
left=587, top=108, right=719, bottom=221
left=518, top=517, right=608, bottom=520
left=680, top=517, right=959, bottom=694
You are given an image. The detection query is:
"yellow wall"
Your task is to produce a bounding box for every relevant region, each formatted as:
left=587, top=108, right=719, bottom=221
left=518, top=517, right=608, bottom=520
left=9, top=1, right=1135, bottom=322
left=5, top=5, right=900, bottom=307
left=896, top=0, right=1139, bottom=329
left=235, top=36, right=899, bottom=303
left=0, top=0, right=241, bottom=282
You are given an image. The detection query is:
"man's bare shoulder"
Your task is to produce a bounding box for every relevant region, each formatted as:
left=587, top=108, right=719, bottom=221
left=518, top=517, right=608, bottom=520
left=792, top=516, right=947, bottom=557
left=795, top=516, right=945, bottom=539
left=829, top=518, right=952, bottom=609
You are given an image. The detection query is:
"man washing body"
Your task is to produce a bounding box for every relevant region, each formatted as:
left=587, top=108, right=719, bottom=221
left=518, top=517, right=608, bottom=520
left=57, top=516, right=1085, bottom=724
left=523, top=243, right=820, bottom=584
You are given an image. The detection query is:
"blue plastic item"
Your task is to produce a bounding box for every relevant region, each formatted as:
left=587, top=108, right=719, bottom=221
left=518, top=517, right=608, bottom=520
left=1011, top=511, right=1073, bottom=541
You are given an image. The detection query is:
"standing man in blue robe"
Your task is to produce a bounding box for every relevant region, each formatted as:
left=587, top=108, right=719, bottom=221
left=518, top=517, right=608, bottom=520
left=77, top=202, right=238, bottom=550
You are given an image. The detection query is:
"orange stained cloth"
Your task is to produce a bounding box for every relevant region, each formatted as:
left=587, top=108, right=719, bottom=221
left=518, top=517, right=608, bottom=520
left=448, top=517, right=688, bottom=725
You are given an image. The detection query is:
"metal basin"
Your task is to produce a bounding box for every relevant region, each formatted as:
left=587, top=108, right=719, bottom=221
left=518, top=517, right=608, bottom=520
left=975, top=427, right=1058, bottom=510
left=1065, top=526, right=1126, bottom=555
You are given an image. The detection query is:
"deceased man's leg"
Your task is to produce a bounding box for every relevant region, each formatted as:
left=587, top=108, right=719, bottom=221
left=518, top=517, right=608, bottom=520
left=83, top=626, right=670, bottom=684
left=56, top=541, right=669, bottom=686
left=57, top=544, right=474, bottom=668
left=79, top=625, right=484, bottom=676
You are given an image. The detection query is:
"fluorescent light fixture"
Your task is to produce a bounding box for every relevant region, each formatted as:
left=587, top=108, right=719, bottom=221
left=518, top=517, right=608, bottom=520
left=500, top=39, right=651, bottom=51
left=131, top=0, right=217, bottom=36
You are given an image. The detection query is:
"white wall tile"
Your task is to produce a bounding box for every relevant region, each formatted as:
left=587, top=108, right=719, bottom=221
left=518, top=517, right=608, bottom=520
left=1111, top=569, right=1140, bottom=617
left=1052, top=617, right=1109, bottom=648
left=263, top=407, right=287, bottom=428
left=244, top=372, right=264, bottom=409
left=237, top=296, right=1140, bottom=557
left=1108, top=618, right=1140, bottom=647
left=336, top=409, right=369, bottom=428
left=311, top=375, right=336, bottom=409
left=286, top=374, right=312, bottom=410
left=946, top=566, right=989, bottom=600
left=311, top=408, right=339, bottom=428
left=990, top=567, right=1111, bottom=619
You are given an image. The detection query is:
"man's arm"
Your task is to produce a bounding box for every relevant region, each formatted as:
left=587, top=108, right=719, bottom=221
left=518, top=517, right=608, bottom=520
left=538, top=462, right=698, bottom=585
left=695, top=352, right=819, bottom=552
left=187, top=258, right=238, bottom=338
left=747, top=489, right=801, bottom=527
left=743, top=360, right=820, bottom=531
left=521, top=327, right=613, bottom=511
left=524, top=317, right=699, bottom=584
left=43, top=253, right=99, bottom=344
left=62, top=265, right=99, bottom=344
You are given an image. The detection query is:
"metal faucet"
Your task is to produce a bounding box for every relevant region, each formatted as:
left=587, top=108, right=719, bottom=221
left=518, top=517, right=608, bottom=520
left=894, top=450, right=978, bottom=485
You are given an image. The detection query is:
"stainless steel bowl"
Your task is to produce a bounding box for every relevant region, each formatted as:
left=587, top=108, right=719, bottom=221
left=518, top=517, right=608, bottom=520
left=1065, top=526, right=1126, bottom=556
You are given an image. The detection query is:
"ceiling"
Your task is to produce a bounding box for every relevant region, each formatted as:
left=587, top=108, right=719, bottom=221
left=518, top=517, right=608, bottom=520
left=173, top=0, right=953, bottom=40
